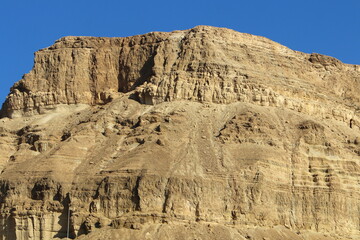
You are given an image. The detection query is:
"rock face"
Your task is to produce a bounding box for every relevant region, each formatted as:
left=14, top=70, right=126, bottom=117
left=0, top=26, right=359, bottom=240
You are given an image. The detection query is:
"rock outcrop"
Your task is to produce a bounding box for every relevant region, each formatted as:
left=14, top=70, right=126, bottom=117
left=0, top=26, right=359, bottom=240
left=2, top=26, right=360, bottom=121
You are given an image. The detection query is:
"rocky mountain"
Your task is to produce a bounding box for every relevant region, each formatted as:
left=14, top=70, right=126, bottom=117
left=0, top=26, right=359, bottom=240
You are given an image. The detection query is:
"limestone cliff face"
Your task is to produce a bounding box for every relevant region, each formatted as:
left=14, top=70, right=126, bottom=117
left=0, top=26, right=359, bottom=240
left=2, top=26, right=360, bottom=121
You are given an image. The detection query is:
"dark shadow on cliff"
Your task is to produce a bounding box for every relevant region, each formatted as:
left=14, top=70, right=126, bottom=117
left=0, top=214, right=16, bottom=239
left=124, top=52, right=157, bottom=105
left=128, top=91, right=154, bottom=105
left=0, top=102, right=7, bottom=119
left=118, top=51, right=156, bottom=93
left=130, top=52, right=156, bottom=91
left=53, top=193, right=75, bottom=239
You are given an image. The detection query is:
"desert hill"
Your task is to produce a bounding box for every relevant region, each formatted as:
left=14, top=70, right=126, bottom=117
left=0, top=26, right=359, bottom=239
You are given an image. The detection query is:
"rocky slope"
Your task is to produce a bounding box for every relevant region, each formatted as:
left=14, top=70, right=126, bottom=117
left=0, top=26, right=359, bottom=239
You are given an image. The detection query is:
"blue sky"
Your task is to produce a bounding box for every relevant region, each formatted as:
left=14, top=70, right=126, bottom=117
left=1, top=0, right=359, bottom=105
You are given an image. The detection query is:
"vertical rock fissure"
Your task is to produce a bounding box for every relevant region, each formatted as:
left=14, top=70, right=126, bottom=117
left=53, top=193, right=74, bottom=239
left=162, top=178, right=171, bottom=213
left=130, top=50, right=157, bottom=91
left=132, top=176, right=141, bottom=211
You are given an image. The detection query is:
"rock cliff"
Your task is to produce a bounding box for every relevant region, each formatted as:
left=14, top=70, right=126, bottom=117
left=0, top=26, right=359, bottom=239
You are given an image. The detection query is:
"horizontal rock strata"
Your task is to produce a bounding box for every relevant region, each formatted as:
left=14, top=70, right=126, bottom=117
left=0, top=26, right=359, bottom=239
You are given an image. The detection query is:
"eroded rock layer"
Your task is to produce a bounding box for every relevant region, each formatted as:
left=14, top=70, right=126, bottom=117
left=0, top=26, right=359, bottom=240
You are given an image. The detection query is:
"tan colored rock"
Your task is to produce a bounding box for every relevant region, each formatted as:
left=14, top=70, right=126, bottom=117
left=2, top=26, right=359, bottom=122
left=0, top=26, right=359, bottom=239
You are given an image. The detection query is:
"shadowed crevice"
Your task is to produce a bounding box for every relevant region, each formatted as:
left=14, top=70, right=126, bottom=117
left=53, top=193, right=75, bottom=239
left=118, top=48, right=157, bottom=93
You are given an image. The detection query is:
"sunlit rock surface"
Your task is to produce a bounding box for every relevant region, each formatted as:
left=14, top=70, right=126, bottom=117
left=0, top=26, right=359, bottom=240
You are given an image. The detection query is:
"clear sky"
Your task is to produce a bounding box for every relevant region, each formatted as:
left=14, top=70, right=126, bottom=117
left=1, top=0, right=359, bottom=106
